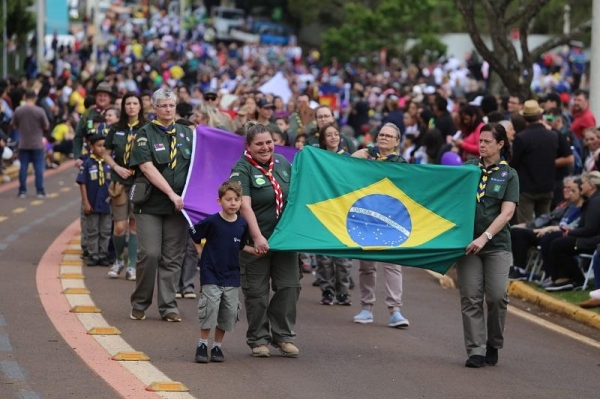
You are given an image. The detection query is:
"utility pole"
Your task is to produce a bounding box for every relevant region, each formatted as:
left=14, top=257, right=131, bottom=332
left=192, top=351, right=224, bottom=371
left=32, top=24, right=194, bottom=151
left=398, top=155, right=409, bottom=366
left=36, top=0, right=45, bottom=72
left=563, top=4, right=571, bottom=35
left=180, top=0, right=186, bottom=41
left=590, top=0, right=600, bottom=120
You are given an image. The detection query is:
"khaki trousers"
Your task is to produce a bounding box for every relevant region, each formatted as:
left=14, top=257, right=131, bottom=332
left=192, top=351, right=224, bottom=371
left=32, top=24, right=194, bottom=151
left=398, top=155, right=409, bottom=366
left=358, top=260, right=403, bottom=312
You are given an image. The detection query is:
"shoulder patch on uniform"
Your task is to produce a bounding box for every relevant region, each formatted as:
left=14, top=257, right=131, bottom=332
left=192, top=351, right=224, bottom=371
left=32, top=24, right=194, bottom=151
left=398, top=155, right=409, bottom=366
left=136, top=137, right=148, bottom=146
left=230, top=172, right=240, bottom=178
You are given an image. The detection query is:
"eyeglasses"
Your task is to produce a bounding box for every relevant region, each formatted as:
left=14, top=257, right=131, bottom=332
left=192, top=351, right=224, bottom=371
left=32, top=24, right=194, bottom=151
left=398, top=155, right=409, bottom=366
left=378, top=133, right=397, bottom=140
left=316, top=115, right=332, bottom=119
left=155, top=103, right=176, bottom=109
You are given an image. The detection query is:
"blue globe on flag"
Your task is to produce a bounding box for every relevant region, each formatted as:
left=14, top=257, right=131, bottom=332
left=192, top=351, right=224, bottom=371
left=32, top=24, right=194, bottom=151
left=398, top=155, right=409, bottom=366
left=346, top=194, right=412, bottom=247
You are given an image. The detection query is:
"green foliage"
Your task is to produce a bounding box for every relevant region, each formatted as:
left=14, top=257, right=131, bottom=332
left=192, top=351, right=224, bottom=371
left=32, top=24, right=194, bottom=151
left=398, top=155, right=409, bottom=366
left=320, top=0, right=439, bottom=64
left=0, top=0, right=35, bottom=43
left=407, top=33, right=448, bottom=62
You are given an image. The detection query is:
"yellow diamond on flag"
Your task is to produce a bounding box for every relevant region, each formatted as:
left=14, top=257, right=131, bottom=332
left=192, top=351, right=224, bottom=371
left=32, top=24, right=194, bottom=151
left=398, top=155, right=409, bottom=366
left=307, top=178, right=455, bottom=249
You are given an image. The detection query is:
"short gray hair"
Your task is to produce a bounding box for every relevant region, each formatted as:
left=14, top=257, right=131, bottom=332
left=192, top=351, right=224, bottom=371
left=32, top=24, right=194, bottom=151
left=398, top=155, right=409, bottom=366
left=380, top=123, right=401, bottom=140
left=151, top=88, right=178, bottom=107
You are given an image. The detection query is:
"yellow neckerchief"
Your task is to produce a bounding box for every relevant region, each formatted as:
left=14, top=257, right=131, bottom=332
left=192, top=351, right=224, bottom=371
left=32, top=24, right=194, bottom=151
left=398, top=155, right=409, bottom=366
left=477, top=158, right=508, bottom=202
left=373, top=146, right=398, bottom=161
left=152, top=120, right=177, bottom=169
left=123, top=120, right=139, bottom=166
left=90, top=154, right=105, bottom=185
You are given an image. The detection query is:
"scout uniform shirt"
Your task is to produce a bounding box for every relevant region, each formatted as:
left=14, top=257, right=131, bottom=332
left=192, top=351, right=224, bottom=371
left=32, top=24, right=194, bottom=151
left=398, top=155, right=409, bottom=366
left=74, top=107, right=104, bottom=159
left=229, top=153, right=291, bottom=240
left=128, top=122, right=194, bottom=215
left=104, top=122, right=143, bottom=185
left=76, top=155, right=111, bottom=214
left=465, top=159, right=519, bottom=252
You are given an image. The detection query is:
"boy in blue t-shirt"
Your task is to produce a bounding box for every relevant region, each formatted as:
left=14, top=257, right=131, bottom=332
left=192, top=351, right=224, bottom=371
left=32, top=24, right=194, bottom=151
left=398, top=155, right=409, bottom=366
left=76, top=134, right=112, bottom=266
left=189, top=180, right=253, bottom=363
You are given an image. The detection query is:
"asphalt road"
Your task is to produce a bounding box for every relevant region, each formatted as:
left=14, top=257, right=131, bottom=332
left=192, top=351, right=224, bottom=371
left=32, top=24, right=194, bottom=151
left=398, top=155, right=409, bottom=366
left=0, top=166, right=598, bottom=399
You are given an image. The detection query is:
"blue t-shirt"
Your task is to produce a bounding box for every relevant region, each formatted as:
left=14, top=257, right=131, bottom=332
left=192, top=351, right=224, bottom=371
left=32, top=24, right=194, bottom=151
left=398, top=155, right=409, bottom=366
left=76, top=156, right=111, bottom=214
left=189, top=213, right=249, bottom=287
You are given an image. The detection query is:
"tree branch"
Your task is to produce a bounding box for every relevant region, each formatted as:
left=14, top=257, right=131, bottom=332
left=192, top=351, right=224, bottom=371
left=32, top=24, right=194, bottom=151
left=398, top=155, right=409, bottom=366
left=504, top=0, right=549, bottom=28
left=454, top=0, right=509, bottom=77
left=530, top=19, right=592, bottom=60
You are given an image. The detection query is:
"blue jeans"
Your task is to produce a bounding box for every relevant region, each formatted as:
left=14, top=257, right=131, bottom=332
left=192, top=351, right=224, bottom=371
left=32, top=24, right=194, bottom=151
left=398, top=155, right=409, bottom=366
left=18, top=149, right=45, bottom=195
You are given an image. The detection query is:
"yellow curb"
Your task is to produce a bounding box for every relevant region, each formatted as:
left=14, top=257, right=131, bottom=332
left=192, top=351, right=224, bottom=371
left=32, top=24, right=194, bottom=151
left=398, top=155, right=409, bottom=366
left=59, top=273, right=85, bottom=279
left=509, top=281, right=600, bottom=330
left=70, top=305, right=102, bottom=313
left=63, top=288, right=90, bottom=294
left=87, top=327, right=121, bottom=335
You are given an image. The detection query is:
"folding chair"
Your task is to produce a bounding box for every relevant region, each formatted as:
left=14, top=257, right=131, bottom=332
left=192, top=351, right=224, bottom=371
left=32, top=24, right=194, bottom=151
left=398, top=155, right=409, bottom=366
left=527, top=246, right=544, bottom=282
left=576, top=250, right=597, bottom=291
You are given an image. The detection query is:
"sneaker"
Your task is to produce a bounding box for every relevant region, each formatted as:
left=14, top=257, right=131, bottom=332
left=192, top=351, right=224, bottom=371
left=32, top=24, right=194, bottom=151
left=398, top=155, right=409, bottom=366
left=17, top=192, right=26, bottom=199
left=465, top=355, right=486, bottom=368
left=36, top=193, right=47, bottom=199
left=545, top=280, right=574, bottom=292
left=321, top=291, right=334, bottom=305
left=336, top=294, right=351, bottom=306
left=312, top=278, right=321, bottom=287
left=590, top=289, right=600, bottom=300
left=130, top=309, right=146, bottom=320
left=388, top=311, right=409, bottom=328
left=271, top=341, right=299, bottom=358
left=251, top=344, right=270, bottom=357
left=162, top=312, right=182, bottom=322
left=183, top=291, right=197, bottom=299
left=2, top=175, right=10, bottom=183
left=301, top=263, right=312, bottom=273
left=508, top=266, right=528, bottom=281
left=353, top=309, right=373, bottom=324
left=538, top=277, right=553, bottom=288
left=349, top=276, right=355, bottom=290
left=485, top=345, right=498, bottom=366
left=108, top=260, right=125, bottom=278
left=210, top=346, right=224, bottom=362
left=195, top=343, right=208, bottom=363
left=86, top=257, right=100, bottom=267
left=175, top=292, right=182, bottom=299
left=125, top=267, right=136, bottom=281
left=97, top=257, right=111, bottom=267
left=81, top=249, right=90, bottom=259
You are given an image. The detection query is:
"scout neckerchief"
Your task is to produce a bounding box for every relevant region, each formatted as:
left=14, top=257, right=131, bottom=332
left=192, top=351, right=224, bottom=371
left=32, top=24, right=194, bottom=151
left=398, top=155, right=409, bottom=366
left=123, top=120, right=139, bottom=166
left=373, top=146, right=398, bottom=161
left=152, top=120, right=177, bottom=169
left=90, top=154, right=106, bottom=185
left=336, top=147, right=345, bottom=155
left=477, top=158, right=508, bottom=202
left=244, top=151, right=283, bottom=218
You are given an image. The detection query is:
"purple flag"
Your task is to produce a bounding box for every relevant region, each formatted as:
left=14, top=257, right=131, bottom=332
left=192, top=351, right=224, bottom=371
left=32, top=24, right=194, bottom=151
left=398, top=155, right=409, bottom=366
left=181, top=126, right=298, bottom=227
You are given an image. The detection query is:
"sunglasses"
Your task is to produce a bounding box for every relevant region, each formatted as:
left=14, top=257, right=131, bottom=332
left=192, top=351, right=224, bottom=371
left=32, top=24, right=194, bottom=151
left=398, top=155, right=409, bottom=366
left=205, top=94, right=217, bottom=101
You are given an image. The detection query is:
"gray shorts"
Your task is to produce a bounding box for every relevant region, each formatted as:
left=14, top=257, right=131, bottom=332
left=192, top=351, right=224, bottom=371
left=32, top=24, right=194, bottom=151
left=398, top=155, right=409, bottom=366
left=197, top=284, right=240, bottom=332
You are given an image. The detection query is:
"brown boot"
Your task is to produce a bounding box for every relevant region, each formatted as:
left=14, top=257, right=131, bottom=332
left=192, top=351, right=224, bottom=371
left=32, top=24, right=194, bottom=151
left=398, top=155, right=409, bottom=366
left=579, top=298, right=600, bottom=309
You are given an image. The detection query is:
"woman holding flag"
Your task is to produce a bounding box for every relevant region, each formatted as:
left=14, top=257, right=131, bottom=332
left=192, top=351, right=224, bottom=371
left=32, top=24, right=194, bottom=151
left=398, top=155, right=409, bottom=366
left=230, top=122, right=300, bottom=358
left=104, top=92, right=146, bottom=281
left=316, top=122, right=352, bottom=305
left=351, top=123, right=410, bottom=328
left=458, top=123, right=519, bottom=368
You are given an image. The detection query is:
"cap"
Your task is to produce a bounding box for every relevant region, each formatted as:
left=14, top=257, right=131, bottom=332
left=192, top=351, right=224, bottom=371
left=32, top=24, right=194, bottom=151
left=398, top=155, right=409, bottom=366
left=257, top=98, right=274, bottom=109
left=176, top=102, right=193, bottom=118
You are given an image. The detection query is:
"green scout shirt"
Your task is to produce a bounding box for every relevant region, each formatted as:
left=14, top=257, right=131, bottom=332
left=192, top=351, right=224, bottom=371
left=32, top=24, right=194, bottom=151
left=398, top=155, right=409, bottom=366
left=74, top=107, right=103, bottom=159
left=104, top=124, right=143, bottom=185
left=366, top=146, right=407, bottom=163
left=465, top=159, right=520, bottom=252
left=229, top=153, right=291, bottom=240
left=129, top=122, right=194, bottom=215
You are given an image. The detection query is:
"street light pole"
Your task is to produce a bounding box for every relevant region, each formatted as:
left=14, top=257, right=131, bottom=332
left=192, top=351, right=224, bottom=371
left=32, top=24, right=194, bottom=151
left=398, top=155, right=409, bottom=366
left=2, top=0, right=7, bottom=78
left=563, top=4, right=571, bottom=35
left=36, top=0, right=45, bottom=72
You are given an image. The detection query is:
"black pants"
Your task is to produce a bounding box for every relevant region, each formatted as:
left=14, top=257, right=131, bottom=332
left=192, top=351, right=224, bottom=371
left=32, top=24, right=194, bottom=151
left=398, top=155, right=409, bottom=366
left=547, top=236, right=586, bottom=283
left=511, top=228, right=538, bottom=268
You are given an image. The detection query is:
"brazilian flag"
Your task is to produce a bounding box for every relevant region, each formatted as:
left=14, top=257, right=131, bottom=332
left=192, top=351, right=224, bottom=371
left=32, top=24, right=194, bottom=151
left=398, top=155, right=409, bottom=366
left=268, top=146, right=480, bottom=274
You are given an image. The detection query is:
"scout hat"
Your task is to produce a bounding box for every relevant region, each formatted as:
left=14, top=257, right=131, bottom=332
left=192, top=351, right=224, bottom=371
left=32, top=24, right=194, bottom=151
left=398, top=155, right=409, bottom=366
left=520, top=100, right=543, bottom=117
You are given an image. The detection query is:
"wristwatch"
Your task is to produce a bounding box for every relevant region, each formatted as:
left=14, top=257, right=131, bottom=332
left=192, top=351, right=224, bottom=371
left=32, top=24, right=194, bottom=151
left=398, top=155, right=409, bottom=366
left=484, top=231, right=493, bottom=240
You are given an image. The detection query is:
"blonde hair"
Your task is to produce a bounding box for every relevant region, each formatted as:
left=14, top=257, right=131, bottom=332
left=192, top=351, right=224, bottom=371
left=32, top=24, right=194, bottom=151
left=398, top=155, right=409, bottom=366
left=194, top=102, right=222, bottom=128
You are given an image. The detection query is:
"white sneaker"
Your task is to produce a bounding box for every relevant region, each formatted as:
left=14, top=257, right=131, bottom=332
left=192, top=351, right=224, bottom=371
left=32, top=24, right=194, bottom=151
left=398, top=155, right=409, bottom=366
left=125, top=267, right=136, bottom=281
left=183, top=291, right=197, bottom=299
left=590, top=289, right=600, bottom=300
left=175, top=292, right=182, bottom=299
left=108, top=260, right=125, bottom=278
